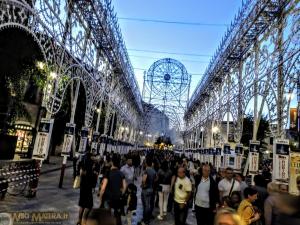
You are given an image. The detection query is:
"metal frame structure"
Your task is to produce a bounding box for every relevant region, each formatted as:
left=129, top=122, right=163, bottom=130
left=143, top=58, right=191, bottom=133
left=0, top=0, right=143, bottom=144
left=184, top=0, right=300, bottom=148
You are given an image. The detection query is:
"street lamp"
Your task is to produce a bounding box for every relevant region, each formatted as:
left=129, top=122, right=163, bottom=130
left=36, top=61, right=45, bottom=70
left=50, top=71, right=57, bottom=79
left=212, top=126, right=219, bottom=133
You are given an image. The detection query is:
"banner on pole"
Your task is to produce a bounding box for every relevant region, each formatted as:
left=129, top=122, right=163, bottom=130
left=78, top=127, right=89, bottom=154
left=91, top=132, right=100, bottom=155
left=249, top=140, right=260, bottom=153
left=215, top=147, right=222, bottom=170
left=249, top=140, right=260, bottom=174
left=289, top=152, right=300, bottom=195
left=235, top=144, right=243, bottom=171
left=223, top=144, right=231, bottom=168
left=223, top=144, right=231, bottom=154
left=61, top=123, right=75, bottom=156
left=209, top=148, right=214, bottom=165
left=249, top=152, right=259, bottom=174
left=204, top=149, right=209, bottom=163
left=32, top=118, right=54, bottom=160
left=273, top=139, right=289, bottom=182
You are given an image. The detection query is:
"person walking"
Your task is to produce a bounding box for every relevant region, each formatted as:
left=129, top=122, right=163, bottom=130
left=218, top=167, right=241, bottom=201
left=235, top=173, right=248, bottom=198
left=237, top=187, right=261, bottom=225
left=157, top=160, right=173, bottom=220
left=77, top=152, right=95, bottom=225
left=264, top=182, right=279, bottom=225
left=214, top=208, right=245, bottom=225
left=194, top=164, right=219, bottom=225
left=141, top=157, right=157, bottom=225
left=173, top=167, right=192, bottom=225
left=86, top=209, right=116, bottom=225
left=121, top=157, right=135, bottom=185
left=99, top=155, right=127, bottom=225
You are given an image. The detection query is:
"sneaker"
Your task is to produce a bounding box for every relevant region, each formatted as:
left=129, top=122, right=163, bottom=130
left=163, top=212, right=167, bottom=216
left=157, top=215, right=163, bottom=220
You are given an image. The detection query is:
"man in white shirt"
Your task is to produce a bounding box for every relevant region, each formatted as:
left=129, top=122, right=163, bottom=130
left=235, top=173, right=248, bottom=198
left=121, top=158, right=135, bottom=185
left=173, top=167, right=192, bottom=225
left=195, top=165, right=219, bottom=225
left=218, top=167, right=241, bottom=202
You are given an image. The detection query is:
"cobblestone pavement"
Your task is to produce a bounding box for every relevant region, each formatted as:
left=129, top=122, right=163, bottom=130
left=0, top=168, right=197, bottom=225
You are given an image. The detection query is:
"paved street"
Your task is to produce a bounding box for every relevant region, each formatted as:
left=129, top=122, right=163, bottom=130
left=0, top=168, right=196, bottom=225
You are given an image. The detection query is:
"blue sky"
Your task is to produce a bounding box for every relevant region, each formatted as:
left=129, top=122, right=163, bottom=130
left=111, top=0, right=243, bottom=97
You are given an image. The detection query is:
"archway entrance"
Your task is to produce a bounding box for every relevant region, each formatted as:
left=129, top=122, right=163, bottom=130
left=0, top=27, right=44, bottom=158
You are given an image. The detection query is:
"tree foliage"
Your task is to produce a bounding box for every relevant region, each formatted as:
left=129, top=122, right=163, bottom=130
left=241, top=114, right=270, bottom=148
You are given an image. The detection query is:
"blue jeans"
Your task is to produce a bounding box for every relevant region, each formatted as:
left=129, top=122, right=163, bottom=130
left=141, top=189, right=154, bottom=224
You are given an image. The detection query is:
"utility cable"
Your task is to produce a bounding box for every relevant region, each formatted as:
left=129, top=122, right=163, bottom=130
left=129, top=55, right=209, bottom=63
left=128, top=48, right=211, bottom=57
left=118, top=17, right=229, bottom=27
left=133, top=68, right=204, bottom=76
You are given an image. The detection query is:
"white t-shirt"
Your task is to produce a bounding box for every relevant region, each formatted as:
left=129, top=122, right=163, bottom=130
left=174, top=176, right=192, bottom=204
left=218, top=178, right=241, bottom=197
left=195, top=177, right=210, bottom=208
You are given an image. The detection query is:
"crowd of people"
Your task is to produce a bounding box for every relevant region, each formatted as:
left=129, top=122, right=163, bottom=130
left=75, top=149, right=300, bottom=225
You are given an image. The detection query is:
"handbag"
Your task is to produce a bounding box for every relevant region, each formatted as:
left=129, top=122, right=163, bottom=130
left=73, top=175, right=81, bottom=189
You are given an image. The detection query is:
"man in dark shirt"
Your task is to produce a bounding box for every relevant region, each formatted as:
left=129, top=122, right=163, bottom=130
left=141, top=156, right=157, bottom=225
left=99, top=155, right=126, bottom=225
